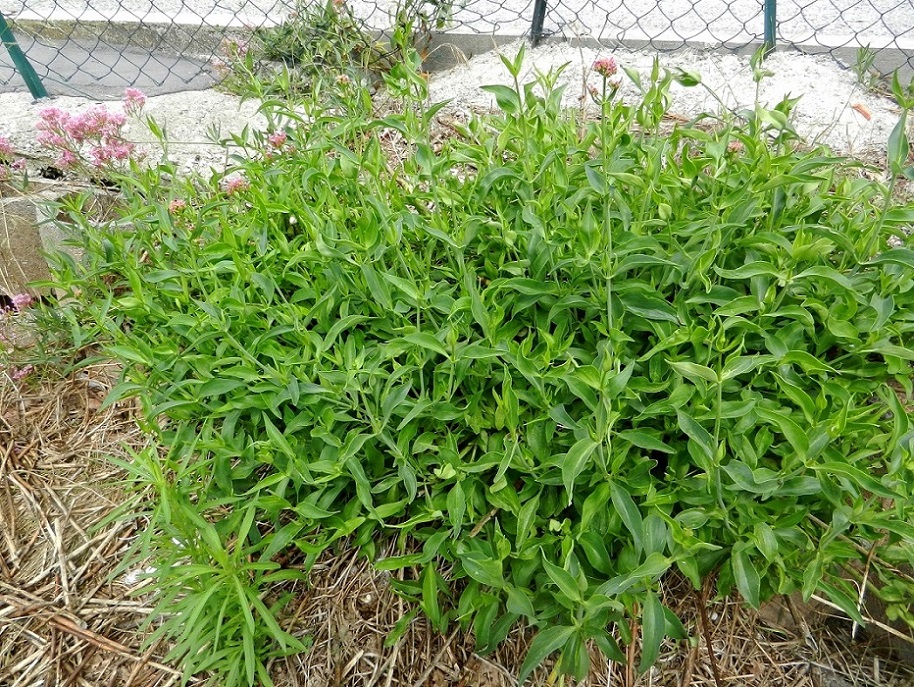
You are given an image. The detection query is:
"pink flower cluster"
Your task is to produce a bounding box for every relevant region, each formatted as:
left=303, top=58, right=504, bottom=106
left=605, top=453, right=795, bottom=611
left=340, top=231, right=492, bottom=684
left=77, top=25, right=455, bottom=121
left=592, top=56, right=618, bottom=78
left=1, top=292, right=33, bottom=321
left=221, top=174, right=250, bottom=195
left=220, top=37, right=250, bottom=59
left=123, top=88, right=146, bottom=117
left=35, top=89, right=144, bottom=171
left=10, top=293, right=33, bottom=311
left=0, top=134, right=25, bottom=182
left=10, top=364, right=34, bottom=381
left=263, top=130, right=294, bottom=160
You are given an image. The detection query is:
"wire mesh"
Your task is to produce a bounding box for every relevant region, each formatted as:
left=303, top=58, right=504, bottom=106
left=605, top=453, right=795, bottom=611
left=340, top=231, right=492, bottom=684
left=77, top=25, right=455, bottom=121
left=0, top=0, right=912, bottom=97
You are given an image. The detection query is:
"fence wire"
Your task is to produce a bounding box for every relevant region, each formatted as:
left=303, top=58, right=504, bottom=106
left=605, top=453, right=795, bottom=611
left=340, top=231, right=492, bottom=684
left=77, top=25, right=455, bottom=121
left=0, top=0, right=912, bottom=97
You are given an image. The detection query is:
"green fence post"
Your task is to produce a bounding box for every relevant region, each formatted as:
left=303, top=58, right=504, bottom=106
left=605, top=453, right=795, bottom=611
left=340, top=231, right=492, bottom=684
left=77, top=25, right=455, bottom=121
left=0, top=12, right=48, bottom=99
left=763, top=0, right=776, bottom=54
left=530, top=0, right=548, bottom=47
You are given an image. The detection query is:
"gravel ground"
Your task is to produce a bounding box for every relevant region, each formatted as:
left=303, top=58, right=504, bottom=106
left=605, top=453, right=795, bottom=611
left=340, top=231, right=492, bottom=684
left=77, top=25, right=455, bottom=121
left=0, top=43, right=902, bottom=177
left=429, top=41, right=902, bottom=155
left=1, top=0, right=912, bottom=49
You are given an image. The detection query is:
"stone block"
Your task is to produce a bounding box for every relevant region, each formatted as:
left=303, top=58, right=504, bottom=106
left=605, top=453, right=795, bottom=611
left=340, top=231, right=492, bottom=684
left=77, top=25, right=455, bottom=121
left=0, top=181, right=118, bottom=296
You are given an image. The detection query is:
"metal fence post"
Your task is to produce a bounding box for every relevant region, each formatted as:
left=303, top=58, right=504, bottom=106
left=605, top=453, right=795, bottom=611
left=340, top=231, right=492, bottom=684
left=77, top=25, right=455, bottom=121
left=763, top=0, right=776, bottom=54
left=0, top=12, right=48, bottom=99
left=530, top=0, right=548, bottom=46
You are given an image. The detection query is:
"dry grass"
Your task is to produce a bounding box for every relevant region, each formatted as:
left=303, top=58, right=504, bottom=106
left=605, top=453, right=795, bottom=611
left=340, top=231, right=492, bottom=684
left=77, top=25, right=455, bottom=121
left=0, top=362, right=183, bottom=687
left=3, top=365, right=914, bottom=687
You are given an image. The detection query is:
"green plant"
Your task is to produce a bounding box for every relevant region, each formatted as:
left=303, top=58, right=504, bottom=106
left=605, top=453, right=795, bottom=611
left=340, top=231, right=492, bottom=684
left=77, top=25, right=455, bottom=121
left=214, top=0, right=452, bottom=98
left=44, top=48, right=914, bottom=686
left=853, top=45, right=885, bottom=93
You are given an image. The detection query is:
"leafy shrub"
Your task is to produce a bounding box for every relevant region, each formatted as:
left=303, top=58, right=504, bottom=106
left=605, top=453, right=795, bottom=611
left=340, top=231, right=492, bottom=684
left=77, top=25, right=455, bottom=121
left=45, top=50, right=914, bottom=685
left=213, top=0, right=451, bottom=97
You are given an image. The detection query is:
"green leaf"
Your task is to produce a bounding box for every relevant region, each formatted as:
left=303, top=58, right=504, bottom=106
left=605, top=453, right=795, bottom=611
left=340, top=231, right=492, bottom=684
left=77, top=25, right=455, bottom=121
left=731, top=548, right=761, bottom=607
left=677, top=412, right=716, bottom=472
left=403, top=332, right=449, bottom=358
left=866, top=248, right=914, bottom=269
left=515, top=493, right=540, bottom=551
left=814, top=462, right=897, bottom=498
left=323, top=314, right=371, bottom=349
left=458, top=553, right=505, bottom=589
left=506, top=586, right=537, bottom=618
left=619, top=292, right=680, bottom=323
left=818, top=580, right=866, bottom=625
left=610, top=482, right=644, bottom=553
left=638, top=591, right=665, bottom=673
left=596, top=552, right=671, bottom=596
left=669, top=360, right=718, bottom=384
left=562, top=438, right=599, bottom=505
left=720, top=355, right=773, bottom=381
left=382, top=274, right=420, bottom=303
left=107, top=344, right=149, bottom=365
left=518, top=625, right=576, bottom=685
left=542, top=556, right=584, bottom=602
left=577, top=531, right=613, bottom=575
left=779, top=350, right=836, bottom=373
left=480, top=84, right=521, bottom=115
left=585, top=163, right=608, bottom=195
left=755, top=407, right=808, bottom=460
left=199, top=378, right=246, bottom=397
left=794, top=266, right=855, bottom=291
left=592, top=632, right=625, bottom=663
left=714, top=262, right=782, bottom=279
left=421, top=565, right=445, bottom=632
left=617, top=429, right=675, bottom=454
left=888, top=111, right=910, bottom=175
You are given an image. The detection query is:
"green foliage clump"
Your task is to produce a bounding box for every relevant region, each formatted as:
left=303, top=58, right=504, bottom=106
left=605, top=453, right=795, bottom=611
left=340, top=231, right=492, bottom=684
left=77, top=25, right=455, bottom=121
left=216, top=0, right=452, bottom=96
left=46, top=50, right=914, bottom=685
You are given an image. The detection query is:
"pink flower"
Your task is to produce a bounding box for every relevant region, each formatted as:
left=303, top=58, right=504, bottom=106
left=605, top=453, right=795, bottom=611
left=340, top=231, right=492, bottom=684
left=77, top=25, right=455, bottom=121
left=169, top=199, right=187, bottom=213
left=11, top=158, right=25, bottom=171
left=65, top=108, right=126, bottom=143
left=36, top=103, right=135, bottom=172
left=55, top=149, right=78, bottom=169
left=593, top=56, right=618, bottom=78
left=220, top=37, right=249, bottom=58
left=221, top=174, right=250, bottom=195
left=11, top=364, right=33, bottom=381
left=0, top=135, right=14, bottom=158
left=123, top=88, right=146, bottom=116
left=211, top=58, right=230, bottom=77
left=267, top=131, right=287, bottom=148
left=36, top=131, right=66, bottom=148
left=38, top=107, right=70, bottom=130
left=10, top=293, right=33, bottom=311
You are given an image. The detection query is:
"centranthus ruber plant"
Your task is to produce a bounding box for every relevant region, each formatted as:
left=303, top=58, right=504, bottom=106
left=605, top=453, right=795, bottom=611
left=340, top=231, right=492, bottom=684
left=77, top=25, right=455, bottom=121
left=35, top=89, right=147, bottom=178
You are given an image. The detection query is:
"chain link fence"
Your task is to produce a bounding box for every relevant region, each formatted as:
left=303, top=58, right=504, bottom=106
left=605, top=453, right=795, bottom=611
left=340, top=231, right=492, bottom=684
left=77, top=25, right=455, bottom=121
left=0, top=0, right=912, bottom=97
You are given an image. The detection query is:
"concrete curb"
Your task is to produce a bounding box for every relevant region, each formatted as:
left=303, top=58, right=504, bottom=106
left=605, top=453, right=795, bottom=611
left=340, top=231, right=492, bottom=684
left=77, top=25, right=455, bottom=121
left=10, top=12, right=258, bottom=58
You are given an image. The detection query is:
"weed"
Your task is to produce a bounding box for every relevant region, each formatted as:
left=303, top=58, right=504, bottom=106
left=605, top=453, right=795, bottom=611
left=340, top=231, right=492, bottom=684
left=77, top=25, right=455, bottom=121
left=853, top=45, right=886, bottom=93
left=213, top=0, right=454, bottom=97
left=42, top=49, right=914, bottom=686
